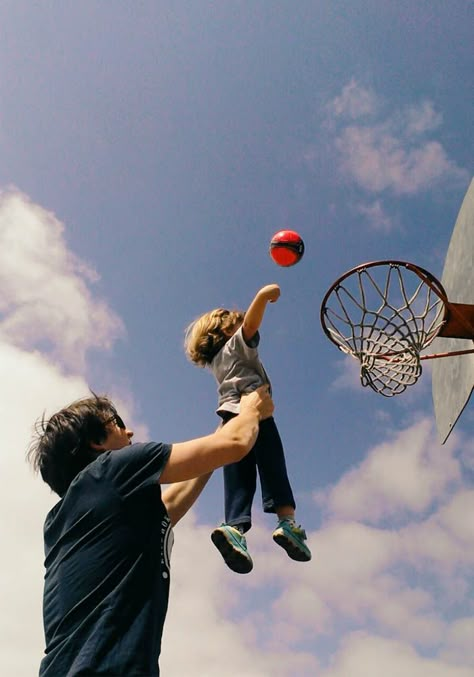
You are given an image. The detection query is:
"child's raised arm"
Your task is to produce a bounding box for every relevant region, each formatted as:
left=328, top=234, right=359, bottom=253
left=242, top=284, right=280, bottom=342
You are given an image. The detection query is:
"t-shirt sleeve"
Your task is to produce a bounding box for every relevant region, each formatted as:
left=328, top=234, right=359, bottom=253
left=100, top=441, right=172, bottom=499
left=229, top=325, right=260, bottom=355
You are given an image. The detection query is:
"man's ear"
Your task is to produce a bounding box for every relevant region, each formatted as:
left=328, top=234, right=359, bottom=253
left=90, top=441, right=106, bottom=452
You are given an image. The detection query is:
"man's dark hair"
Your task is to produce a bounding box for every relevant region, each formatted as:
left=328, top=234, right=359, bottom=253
left=27, top=394, right=119, bottom=497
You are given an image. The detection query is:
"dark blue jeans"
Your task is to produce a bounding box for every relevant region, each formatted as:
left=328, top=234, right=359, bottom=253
left=220, top=414, right=296, bottom=533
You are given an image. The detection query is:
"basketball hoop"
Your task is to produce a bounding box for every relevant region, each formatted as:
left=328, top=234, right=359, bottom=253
left=320, top=260, right=474, bottom=397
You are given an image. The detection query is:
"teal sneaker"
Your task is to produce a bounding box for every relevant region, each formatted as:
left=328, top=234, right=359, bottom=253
left=272, top=520, right=312, bottom=562
left=211, top=524, right=253, bottom=574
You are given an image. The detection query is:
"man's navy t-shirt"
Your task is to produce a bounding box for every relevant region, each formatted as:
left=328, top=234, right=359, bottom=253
left=39, top=441, right=172, bottom=677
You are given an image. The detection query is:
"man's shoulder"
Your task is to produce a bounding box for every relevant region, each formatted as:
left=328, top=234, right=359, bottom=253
left=101, top=441, right=170, bottom=465
left=100, top=441, right=172, bottom=497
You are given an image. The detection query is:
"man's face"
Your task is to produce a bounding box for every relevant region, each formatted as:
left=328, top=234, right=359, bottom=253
left=101, top=414, right=134, bottom=451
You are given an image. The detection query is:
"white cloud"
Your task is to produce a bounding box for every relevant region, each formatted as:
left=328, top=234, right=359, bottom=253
left=336, top=127, right=465, bottom=195
left=329, top=355, right=362, bottom=391
left=440, top=617, right=474, bottom=665
left=315, top=419, right=461, bottom=522
left=0, top=188, right=124, bottom=371
left=399, top=488, right=474, bottom=574
left=404, top=100, right=443, bottom=136
left=320, top=632, right=474, bottom=677
left=356, top=199, right=394, bottom=233
left=242, top=515, right=471, bottom=668
left=261, top=522, right=445, bottom=647
left=325, top=81, right=468, bottom=196
left=161, top=518, right=320, bottom=677
left=327, top=78, right=378, bottom=120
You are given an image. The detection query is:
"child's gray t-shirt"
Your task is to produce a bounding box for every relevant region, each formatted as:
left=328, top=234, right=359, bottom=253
left=209, top=325, right=271, bottom=415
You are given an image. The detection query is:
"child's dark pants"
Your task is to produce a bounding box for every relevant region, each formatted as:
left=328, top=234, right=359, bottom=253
left=220, top=413, right=296, bottom=534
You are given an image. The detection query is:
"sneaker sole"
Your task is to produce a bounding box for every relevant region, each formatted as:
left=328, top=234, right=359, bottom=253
left=211, top=529, right=253, bottom=574
left=273, top=532, right=312, bottom=562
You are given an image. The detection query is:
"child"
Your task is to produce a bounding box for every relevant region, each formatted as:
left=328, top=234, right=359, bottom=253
left=184, top=283, right=311, bottom=574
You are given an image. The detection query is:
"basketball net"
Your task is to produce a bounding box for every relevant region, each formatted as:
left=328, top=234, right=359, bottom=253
left=321, top=262, right=460, bottom=397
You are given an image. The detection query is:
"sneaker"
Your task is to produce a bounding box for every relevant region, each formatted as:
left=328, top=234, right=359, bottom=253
left=272, top=520, right=312, bottom=562
left=211, top=524, right=253, bottom=574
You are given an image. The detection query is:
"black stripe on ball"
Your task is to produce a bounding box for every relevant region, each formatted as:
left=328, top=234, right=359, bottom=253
left=270, top=241, right=304, bottom=255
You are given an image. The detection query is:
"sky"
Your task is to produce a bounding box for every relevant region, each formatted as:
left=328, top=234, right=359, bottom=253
left=0, top=2, right=473, bottom=675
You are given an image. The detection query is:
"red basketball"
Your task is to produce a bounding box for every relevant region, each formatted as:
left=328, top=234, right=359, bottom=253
left=269, top=230, right=305, bottom=267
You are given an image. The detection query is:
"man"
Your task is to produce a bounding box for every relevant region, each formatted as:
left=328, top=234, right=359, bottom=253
left=28, top=386, right=273, bottom=676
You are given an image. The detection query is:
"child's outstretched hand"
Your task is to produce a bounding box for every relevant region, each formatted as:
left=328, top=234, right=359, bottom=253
left=243, top=284, right=281, bottom=340
left=258, top=284, right=281, bottom=303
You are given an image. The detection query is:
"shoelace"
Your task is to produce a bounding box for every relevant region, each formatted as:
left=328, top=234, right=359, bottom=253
left=286, top=523, right=307, bottom=540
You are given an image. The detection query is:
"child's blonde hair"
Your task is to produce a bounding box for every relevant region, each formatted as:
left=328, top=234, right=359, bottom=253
left=184, top=308, right=245, bottom=366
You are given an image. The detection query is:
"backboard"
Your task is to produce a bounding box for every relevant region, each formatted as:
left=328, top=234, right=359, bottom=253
left=432, top=178, right=474, bottom=443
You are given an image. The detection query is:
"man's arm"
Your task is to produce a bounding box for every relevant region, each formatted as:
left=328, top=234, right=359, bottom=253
left=163, top=422, right=222, bottom=526
left=242, top=284, right=280, bottom=342
left=162, top=473, right=212, bottom=526
left=159, top=385, right=273, bottom=485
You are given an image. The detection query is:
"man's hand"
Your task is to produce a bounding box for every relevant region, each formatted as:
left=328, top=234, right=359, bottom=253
left=240, top=385, right=274, bottom=421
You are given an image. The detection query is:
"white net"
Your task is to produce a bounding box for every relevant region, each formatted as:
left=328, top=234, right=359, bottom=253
left=321, top=263, right=447, bottom=396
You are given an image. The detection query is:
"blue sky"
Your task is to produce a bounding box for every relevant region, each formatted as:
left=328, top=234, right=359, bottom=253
left=1, top=3, right=473, bottom=676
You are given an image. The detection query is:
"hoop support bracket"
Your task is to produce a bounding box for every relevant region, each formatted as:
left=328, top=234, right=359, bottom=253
left=438, top=302, right=474, bottom=339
